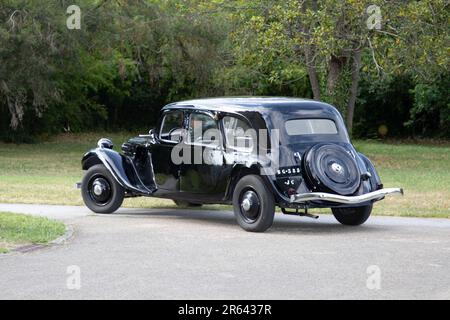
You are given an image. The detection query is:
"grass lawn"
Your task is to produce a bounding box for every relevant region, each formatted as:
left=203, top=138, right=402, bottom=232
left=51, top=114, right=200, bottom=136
left=0, top=212, right=66, bottom=253
left=0, top=132, right=449, bottom=218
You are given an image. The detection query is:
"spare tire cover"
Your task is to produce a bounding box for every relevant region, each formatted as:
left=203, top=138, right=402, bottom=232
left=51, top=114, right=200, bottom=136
left=302, top=143, right=361, bottom=195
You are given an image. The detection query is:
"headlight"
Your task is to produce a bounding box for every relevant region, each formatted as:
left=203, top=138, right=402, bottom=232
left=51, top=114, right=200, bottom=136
left=97, top=138, right=113, bottom=149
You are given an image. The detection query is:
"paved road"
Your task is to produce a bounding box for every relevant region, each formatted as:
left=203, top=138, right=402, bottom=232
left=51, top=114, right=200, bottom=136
left=0, top=203, right=449, bottom=299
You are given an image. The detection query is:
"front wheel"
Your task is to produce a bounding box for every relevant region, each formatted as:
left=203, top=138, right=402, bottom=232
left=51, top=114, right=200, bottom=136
left=332, top=204, right=373, bottom=226
left=232, top=175, right=275, bottom=232
left=81, top=164, right=125, bottom=214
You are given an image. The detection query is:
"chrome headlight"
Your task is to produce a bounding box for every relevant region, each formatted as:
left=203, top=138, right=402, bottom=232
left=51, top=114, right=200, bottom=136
left=97, top=138, right=113, bottom=149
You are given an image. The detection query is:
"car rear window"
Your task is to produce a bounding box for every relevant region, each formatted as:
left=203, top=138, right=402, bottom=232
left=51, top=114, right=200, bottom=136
left=285, top=119, right=338, bottom=135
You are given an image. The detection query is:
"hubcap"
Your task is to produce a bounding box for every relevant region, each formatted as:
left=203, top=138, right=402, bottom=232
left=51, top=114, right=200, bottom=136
left=93, top=184, right=104, bottom=196
left=240, top=190, right=261, bottom=223
left=88, top=177, right=112, bottom=205
left=331, top=162, right=343, bottom=174
left=242, top=198, right=252, bottom=211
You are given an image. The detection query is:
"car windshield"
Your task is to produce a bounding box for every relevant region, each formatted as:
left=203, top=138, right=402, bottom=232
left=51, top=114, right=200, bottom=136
left=160, top=111, right=184, bottom=142
left=285, top=119, right=338, bottom=136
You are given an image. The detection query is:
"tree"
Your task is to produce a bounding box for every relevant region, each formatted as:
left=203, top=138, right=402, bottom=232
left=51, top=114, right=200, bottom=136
left=213, top=0, right=449, bottom=135
left=0, top=0, right=228, bottom=139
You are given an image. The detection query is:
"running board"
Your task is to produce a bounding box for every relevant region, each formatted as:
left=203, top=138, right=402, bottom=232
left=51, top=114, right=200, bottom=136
left=290, top=188, right=403, bottom=204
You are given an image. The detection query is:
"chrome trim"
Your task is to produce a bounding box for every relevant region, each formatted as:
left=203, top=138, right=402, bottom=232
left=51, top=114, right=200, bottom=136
left=97, top=138, right=113, bottom=149
left=290, top=188, right=403, bottom=204
left=242, top=198, right=252, bottom=211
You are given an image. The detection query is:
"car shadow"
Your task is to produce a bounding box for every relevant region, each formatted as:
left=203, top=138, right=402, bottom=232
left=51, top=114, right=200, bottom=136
left=108, top=208, right=384, bottom=235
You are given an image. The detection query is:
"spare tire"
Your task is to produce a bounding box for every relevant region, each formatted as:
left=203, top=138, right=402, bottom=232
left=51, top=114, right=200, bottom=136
left=302, top=143, right=361, bottom=195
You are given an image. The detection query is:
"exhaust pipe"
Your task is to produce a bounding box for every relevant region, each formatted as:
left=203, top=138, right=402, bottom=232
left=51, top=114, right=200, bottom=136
left=290, top=188, right=403, bottom=204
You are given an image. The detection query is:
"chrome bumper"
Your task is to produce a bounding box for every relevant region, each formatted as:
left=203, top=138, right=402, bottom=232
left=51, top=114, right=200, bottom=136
left=290, top=188, right=403, bottom=204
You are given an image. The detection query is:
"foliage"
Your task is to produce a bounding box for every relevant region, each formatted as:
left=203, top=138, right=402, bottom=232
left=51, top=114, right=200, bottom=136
left=0, top=0, right=448, bottom=141
left=213, top=0, right=449, bottom=135
left=0, top=0, right=226, bottom=141
left=353, top=74, right=414, bottom=138
left=407, top=74, right=450, bottom=137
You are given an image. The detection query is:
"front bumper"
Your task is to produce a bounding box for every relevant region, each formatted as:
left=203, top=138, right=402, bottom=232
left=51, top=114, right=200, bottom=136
left=290, top=188, right=403, bottom=205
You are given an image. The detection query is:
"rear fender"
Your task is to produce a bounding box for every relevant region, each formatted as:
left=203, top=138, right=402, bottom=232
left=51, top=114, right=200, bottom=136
left=82, top=148, right=154, bottom=195
left=357, top=152, right=382, bottom=191
left=224, top=163, right=288, bottom=204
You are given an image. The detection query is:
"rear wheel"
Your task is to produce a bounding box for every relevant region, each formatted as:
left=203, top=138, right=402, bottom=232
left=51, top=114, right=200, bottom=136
left=173, top=200, right=202, bottom=208
left=233, top=175, right=275, bottom=232
left=332, top=204, right=372, bottom=226
left=81, top=164, right=125, bottom=214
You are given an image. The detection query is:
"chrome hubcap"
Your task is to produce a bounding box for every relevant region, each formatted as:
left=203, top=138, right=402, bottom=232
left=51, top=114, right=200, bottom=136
left=93, top=184, right=104, bottom=196
left=331, top=162, right=343, bottom=174
left=88, top=177, right=111, bottom=206
left=242, top=198, right=252, bottom=211
left=240, top=190, right=261, bottom=223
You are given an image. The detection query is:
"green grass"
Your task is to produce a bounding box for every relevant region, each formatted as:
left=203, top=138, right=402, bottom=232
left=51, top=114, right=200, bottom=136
left=0, top=211, right=66, bottom=253
left=352, top=140, right=450, bottom=218
left=0, top=132, right=225, bottom=210
left=0, top=132, right=449, bottom=218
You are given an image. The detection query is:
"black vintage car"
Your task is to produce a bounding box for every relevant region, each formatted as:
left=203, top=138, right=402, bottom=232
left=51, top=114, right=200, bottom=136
left=80, top=97, right=402, bottom=232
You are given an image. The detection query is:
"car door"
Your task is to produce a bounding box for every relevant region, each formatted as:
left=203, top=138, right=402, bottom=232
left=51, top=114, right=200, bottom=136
left=150, top=110, right=185, bottom=193
left=180, top=111, right=225, bottom=200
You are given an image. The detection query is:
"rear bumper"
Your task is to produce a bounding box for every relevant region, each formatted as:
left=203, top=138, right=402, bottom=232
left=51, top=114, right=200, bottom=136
left=290, top=188, right=403, bottom=205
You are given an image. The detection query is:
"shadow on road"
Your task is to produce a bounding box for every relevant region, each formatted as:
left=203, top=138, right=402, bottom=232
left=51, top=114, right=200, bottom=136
left=106, top=208, right=383, bottom=235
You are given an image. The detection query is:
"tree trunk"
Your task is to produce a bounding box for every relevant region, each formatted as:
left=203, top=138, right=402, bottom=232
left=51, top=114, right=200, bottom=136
left=326, top=55, right=346, bottom=95
left=346, top=49, right=362, bottom=135
left=305, top=47, right=321, bottom=100
left=299, top=0, right=320, bottom=100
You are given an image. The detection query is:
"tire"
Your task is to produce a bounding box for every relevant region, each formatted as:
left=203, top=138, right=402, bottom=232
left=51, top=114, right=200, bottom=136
left=232, top=175, right=275, bottom=232
left=332, top=204, right=373, bottom=226
left=173, top=200, right=202, bottom=208
left=81, top=164, right=125, bottom=214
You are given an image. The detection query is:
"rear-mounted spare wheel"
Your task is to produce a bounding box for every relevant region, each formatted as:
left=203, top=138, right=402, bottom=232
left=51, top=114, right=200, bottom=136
left=302, top=143, right=361, bottom=196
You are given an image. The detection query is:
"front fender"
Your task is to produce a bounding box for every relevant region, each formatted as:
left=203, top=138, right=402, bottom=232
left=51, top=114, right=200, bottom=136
left=82, top=148, right=153, bottom=195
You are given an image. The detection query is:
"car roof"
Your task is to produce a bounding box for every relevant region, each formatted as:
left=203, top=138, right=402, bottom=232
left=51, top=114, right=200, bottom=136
left=162, top=97, right=338, bottom=114
left=161, top=97, right=350, bottom=144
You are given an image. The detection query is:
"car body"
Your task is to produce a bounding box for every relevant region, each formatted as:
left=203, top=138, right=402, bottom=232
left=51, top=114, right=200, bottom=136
left=80, top=97, right=402, bottom=232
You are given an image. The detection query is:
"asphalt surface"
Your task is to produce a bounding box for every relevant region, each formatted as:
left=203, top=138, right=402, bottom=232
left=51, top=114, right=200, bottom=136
left=0, top=203, right=449, bottom=300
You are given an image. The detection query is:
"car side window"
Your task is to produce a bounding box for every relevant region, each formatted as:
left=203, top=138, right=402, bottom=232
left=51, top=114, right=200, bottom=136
left=188, top=113, right=220, bottom=147
left=222, top=116, right=254, bottom=152
left=160, top=111, right=184, bottom=142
